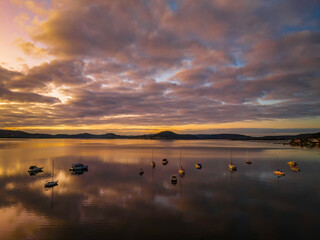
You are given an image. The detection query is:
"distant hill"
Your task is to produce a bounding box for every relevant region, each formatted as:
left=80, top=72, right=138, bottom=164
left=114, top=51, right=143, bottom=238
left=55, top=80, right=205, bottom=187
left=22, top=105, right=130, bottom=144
left=1, top=129, right=319, bottom=141
left=0, top=130, right=125, bottom=139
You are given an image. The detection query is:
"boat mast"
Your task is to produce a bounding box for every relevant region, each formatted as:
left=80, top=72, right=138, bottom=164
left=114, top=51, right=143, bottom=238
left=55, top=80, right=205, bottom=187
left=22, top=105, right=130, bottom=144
left=52, top=159, right=54, bottom=181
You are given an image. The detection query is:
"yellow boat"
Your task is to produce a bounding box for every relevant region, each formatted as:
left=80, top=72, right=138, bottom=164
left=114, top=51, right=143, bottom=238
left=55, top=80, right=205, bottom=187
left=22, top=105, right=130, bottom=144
left=273, top=169, right=285, bottom=176
left=290, top=166, right=300, bottom=172
left=195, top=163, right=202, bottom=169
left=179, top=166, right=185, bottom=176
left=287, top=161, right=297, bottom=166
left=178, top=151, right=185, bottom=177
left=228, top=150, right=237, bottom=171
left=229, top=163, right=237, bottom=171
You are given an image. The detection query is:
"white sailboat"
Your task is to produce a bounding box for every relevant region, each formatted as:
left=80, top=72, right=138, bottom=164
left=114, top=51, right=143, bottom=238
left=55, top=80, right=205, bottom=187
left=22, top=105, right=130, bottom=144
left=44, top=160, right=58, bottom=188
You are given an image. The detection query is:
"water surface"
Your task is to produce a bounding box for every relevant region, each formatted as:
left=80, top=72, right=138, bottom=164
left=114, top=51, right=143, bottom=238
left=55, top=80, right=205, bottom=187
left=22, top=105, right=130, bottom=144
left=0, top=139, right=319, bottom=239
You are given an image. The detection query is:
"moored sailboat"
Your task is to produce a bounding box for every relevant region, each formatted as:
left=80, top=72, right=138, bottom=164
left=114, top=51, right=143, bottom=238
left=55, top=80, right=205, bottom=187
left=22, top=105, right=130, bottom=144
left=44, top=160, right=58, bottom=188
left=228, top=150, right=237, bottom=171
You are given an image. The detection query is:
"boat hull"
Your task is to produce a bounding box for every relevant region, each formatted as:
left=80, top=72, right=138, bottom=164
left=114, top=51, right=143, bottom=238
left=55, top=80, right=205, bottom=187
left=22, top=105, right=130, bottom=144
left=44, top=181, right=58, bottom=188
left=273, top=171, right=285, bottom=176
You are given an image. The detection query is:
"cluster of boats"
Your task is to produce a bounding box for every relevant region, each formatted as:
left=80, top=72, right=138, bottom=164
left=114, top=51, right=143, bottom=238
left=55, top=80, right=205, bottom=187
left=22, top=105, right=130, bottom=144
left=138, top=153, right=202, bottom=185
left=28, top=154, right=300, bottom=188
left=273, top=161, right=300, bottom=177
left=138, top=151, right=301, bottom=185
left=27, top=162, right=88, bottom=188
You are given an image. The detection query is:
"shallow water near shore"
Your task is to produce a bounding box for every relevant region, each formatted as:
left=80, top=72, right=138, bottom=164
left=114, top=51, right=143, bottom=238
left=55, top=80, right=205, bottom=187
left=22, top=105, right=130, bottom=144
left=0, top=138, right=320, bottom=240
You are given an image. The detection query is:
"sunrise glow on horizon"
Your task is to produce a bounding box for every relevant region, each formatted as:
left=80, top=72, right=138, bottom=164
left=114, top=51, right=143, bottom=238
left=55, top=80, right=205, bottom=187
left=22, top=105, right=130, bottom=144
left=1, top=0, right=319, bottom=135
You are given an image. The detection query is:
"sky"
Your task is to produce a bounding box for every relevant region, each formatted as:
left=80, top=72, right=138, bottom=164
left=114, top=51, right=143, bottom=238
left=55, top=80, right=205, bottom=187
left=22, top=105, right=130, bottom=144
left=0, top=0, right=320, bottom=135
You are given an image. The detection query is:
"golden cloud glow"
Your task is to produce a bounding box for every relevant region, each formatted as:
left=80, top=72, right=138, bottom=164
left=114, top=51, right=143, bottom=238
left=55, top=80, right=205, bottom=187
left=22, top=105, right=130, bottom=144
left=4, top=117, right=320, bottom=135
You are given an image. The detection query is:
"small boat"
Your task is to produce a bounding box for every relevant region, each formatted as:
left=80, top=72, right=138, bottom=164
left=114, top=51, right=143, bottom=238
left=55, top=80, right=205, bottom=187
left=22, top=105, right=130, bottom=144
left=287, top=161, right=297, bottom=167
left=273, top=169, right=285, bottom=177
left=69, top=163, right=88, bottom=172
left=245, top=151, right=252, bottom=164
left=179, top=166, right=185, bottom=177
left=138, top=157, right=144, bottom=175
left=151, top=161, right=156, bottom=168
left=171, top=175, right=177, bottom=185
left=290, top=166, right=300, bottom=172
left=229, top=163, right=237, bottom=171
left=195, top=163, right=202, bottom=169
left=151, top=150, right=156, bottom=168
left=45, top=181, right=58, bottom=188
left=178, top=151, right=185, bottom=177
left=138, top=168, right=144, bottom=176
left=228, top=151, right=237, bottom=171
left=28, top=166, right=44, bottom=173
left=162, top=158, right=168, bottom=165
left=44, top=160, right=58, bottom=188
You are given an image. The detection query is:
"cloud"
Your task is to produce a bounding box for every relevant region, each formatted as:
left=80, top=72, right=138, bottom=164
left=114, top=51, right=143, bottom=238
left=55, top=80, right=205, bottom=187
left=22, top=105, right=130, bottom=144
left=10, top=0, right=50, bottom=16
left=1, top=0, right=320, bottom=131
left=14, top=38, right=48, bottom=58
left=6, top=59, right=89, bottom=90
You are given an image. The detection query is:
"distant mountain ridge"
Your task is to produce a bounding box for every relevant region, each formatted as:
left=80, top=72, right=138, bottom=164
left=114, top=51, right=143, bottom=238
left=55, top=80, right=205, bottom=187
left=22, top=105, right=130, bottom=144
left=1, top=129, right=319, bottom=141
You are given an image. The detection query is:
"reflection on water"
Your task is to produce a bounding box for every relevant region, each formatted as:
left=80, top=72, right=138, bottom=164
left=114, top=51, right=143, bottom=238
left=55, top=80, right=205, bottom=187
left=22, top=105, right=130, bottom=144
left=0, top=139, right=320, bottom=239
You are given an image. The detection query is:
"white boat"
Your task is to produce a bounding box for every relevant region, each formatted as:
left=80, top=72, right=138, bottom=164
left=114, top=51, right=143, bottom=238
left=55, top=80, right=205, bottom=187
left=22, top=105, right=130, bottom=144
left=28, top=166, right=43, bottom=173
left=44, top=160, right=58, bottom=188
left=69, top=163, right=88, bottom=172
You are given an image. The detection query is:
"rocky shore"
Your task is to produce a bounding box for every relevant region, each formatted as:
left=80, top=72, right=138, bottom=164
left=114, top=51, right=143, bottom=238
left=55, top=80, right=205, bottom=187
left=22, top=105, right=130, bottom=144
left=290, top=132, right=320, bottom=147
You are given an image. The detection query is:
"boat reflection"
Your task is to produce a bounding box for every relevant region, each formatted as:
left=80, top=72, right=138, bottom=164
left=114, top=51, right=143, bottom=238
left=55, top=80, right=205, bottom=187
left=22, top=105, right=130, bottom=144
left=28, top=169, right=43, bottom=176
left=70, top=168, right=88, bottom=175
left=27, top=165, right=44, bottom=176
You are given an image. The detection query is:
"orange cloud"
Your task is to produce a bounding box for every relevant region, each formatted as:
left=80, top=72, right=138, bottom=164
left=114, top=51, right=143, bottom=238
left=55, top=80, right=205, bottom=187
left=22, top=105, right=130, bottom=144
left=14, top=38, right=48, bottom=58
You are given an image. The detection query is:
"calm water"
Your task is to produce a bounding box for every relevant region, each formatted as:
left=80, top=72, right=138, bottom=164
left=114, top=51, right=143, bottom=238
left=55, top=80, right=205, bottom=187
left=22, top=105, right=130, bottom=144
left=0, top=139, right=320, bottom=240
